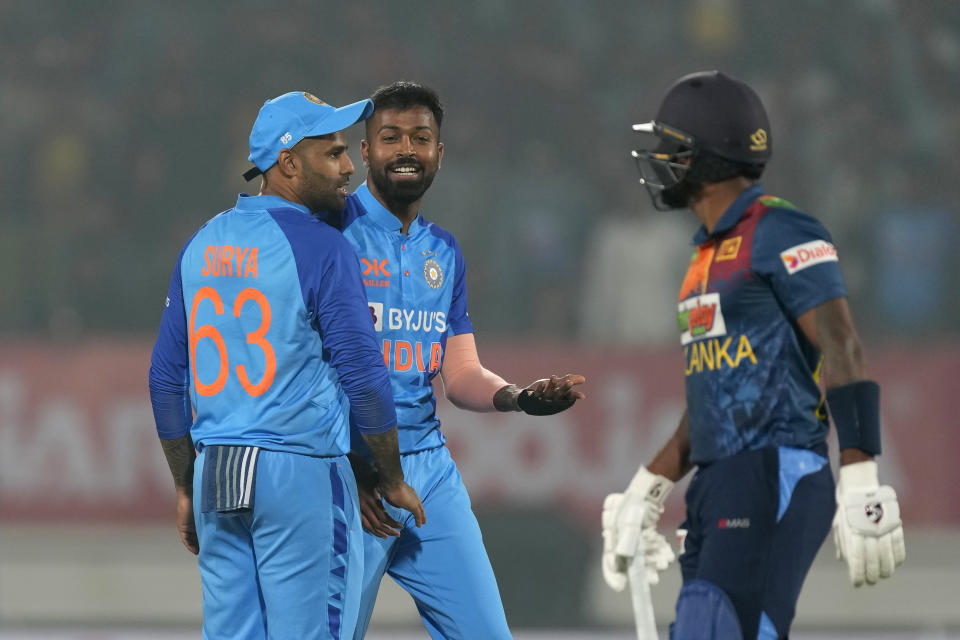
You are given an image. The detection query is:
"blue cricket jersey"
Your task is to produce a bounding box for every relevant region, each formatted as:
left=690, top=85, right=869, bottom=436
left=148, top=194, right=396, bottom=457
left=328, top=184, right=474, bottom=455
left=677, top=185, right=846, bottom=464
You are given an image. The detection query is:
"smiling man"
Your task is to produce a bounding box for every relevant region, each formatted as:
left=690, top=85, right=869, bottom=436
left=322, top=81, right=586, bottom=640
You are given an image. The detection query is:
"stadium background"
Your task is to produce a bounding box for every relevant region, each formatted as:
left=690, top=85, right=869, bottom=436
left=1, top=1, right=958, bottom=637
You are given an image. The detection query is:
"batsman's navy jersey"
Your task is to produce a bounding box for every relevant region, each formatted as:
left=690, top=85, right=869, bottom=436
left=332, top=184, right=473, bottom=455
left=149, top=194, right=396, bottom=456
left=679, top=185, right=845, bottom=464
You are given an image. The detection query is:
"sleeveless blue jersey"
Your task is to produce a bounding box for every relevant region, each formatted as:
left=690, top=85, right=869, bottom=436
left=678, top=185, right=846, bottom=464
left=329, top=184, right=473, bottom=454
left=149, top=194, right=396, bottom=457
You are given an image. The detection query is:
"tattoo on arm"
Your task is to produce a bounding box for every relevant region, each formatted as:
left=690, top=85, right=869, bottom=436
left=361, top=428, right=405, bottom=489
left=160, top=435, right=196, bottom=492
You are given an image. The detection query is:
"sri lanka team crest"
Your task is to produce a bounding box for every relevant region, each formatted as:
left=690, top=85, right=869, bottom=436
left=678, top=293, right=726, bottom=345
left=424, top=259, right=443, bottom=289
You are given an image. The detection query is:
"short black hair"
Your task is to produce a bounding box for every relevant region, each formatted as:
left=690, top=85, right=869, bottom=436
left=369, top=81, right=444, bottom=129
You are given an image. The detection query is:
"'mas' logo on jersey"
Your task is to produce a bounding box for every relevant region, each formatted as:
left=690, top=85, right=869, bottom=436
left=678, top=293, right=726, bottom=346
left=780, top=240, right=838, bottom=275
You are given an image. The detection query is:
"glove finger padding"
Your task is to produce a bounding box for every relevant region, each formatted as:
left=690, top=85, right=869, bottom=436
left=876, top=532, right=895, bottom=580
left=863, top=535, right=880, bottom=585
left=832, top=510, right=844, bottom=561
left=642, top=530, right=676, bottom=585
left=613, top=500, right=645, bottom=559
left=891, top=525, right=906, bottom=566
left=602, top=550, right=627, bottom=592
left=602, top=493, right=627, bottom=592
left=848, top=527, right=866, bottom=587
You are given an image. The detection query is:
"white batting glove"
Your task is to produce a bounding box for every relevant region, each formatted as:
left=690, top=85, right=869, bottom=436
left=601, top=466, right=676, bottom=591
left=833, top=460, right=906, bottom=587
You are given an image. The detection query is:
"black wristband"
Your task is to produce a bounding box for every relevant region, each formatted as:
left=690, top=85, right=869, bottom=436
left=826, top=380, right=882, bottom=456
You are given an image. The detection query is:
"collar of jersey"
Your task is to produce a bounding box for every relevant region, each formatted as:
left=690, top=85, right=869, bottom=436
left=691, top=183, right=764, bottom=245
left=355, top=183, right=424, bottom=235
left=235, top=193, right=311, bottom=216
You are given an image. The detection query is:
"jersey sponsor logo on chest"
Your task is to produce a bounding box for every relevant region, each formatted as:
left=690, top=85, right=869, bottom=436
left=368, top=303, right=447, bottom=334
left=780, top=240, right=838, bottom=274
left=361, top=257, right=391, bottom=287
left=678, top=293, right=726, bottom=346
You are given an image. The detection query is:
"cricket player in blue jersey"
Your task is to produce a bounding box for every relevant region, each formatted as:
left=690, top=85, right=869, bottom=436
left=148, top=91, right=425, bottom=640
left=313, top=81, right=585, bottom=639
left=600, top=71, right=906, bottom=639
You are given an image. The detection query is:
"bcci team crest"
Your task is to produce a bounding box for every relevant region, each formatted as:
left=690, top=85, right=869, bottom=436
left=424, top=259, right=443, bottom=289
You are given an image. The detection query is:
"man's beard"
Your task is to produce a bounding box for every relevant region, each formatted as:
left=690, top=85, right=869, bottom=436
left=369, top=159, right=437, bottom=208
left=302, top=175, right=347, bottom=214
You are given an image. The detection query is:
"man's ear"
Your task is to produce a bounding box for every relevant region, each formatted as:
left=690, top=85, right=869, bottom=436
left=437, top=141, right=443, bottom=169
left=360, top=139, right=370, bottom=167
left=275, top=148, right=299, bottom=178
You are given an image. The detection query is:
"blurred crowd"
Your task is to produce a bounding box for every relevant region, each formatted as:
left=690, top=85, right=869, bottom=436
left=1, top=0, right=957, bottom=344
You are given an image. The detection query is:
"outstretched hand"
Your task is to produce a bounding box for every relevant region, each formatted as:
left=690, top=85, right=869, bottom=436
left=518, top=373, right=586, bottom=415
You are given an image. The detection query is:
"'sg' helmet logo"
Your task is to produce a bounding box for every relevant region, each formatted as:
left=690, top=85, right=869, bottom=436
left=749, top=128, right=768, bottom=152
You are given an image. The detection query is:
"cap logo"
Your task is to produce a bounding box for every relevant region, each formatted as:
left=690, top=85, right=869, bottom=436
left=302, top=92, right=327, bottom=106
left=280, top=132, right=293, bottom=145
left=749, top=129, right=768, bottom=152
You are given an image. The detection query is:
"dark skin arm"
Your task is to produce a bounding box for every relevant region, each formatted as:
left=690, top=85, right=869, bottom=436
left=646, top=409, right=694, bottom=483
left=159, top=435, right=199, bottom=554
left=796, top=297, right=873, bottom=466
left=360, top=428, right=426, bottom=529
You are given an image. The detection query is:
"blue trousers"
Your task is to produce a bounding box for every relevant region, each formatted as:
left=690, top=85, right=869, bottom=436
left=352, top=445, right=512, bottom=640
left=676, top=446, right=834, bottom=639
left=193, top=448, right=363, bottom=640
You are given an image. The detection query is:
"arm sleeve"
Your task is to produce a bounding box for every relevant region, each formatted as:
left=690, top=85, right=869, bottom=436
left=311, top=232, right=397, bottom=434
left=439, top=332, right=510, bottom=412
left=752, top=207, right=847, bottom=318
left=148, top=246, right=193, bottom=440
left=445, top=237, right=474, bottom=336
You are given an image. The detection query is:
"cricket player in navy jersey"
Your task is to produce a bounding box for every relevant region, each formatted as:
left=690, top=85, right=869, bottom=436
left=148, top=91, right=425, bottom=640
left=600, top=71, right=906, bottom=639
left=313, top=81, right=585, bottom=639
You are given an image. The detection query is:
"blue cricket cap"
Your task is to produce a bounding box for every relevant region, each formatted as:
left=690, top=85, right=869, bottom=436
left=243, top=91, right=374, bottom=181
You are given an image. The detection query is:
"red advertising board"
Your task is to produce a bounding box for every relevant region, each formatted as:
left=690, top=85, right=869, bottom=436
left=1, top=341, right=957, bottom=524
